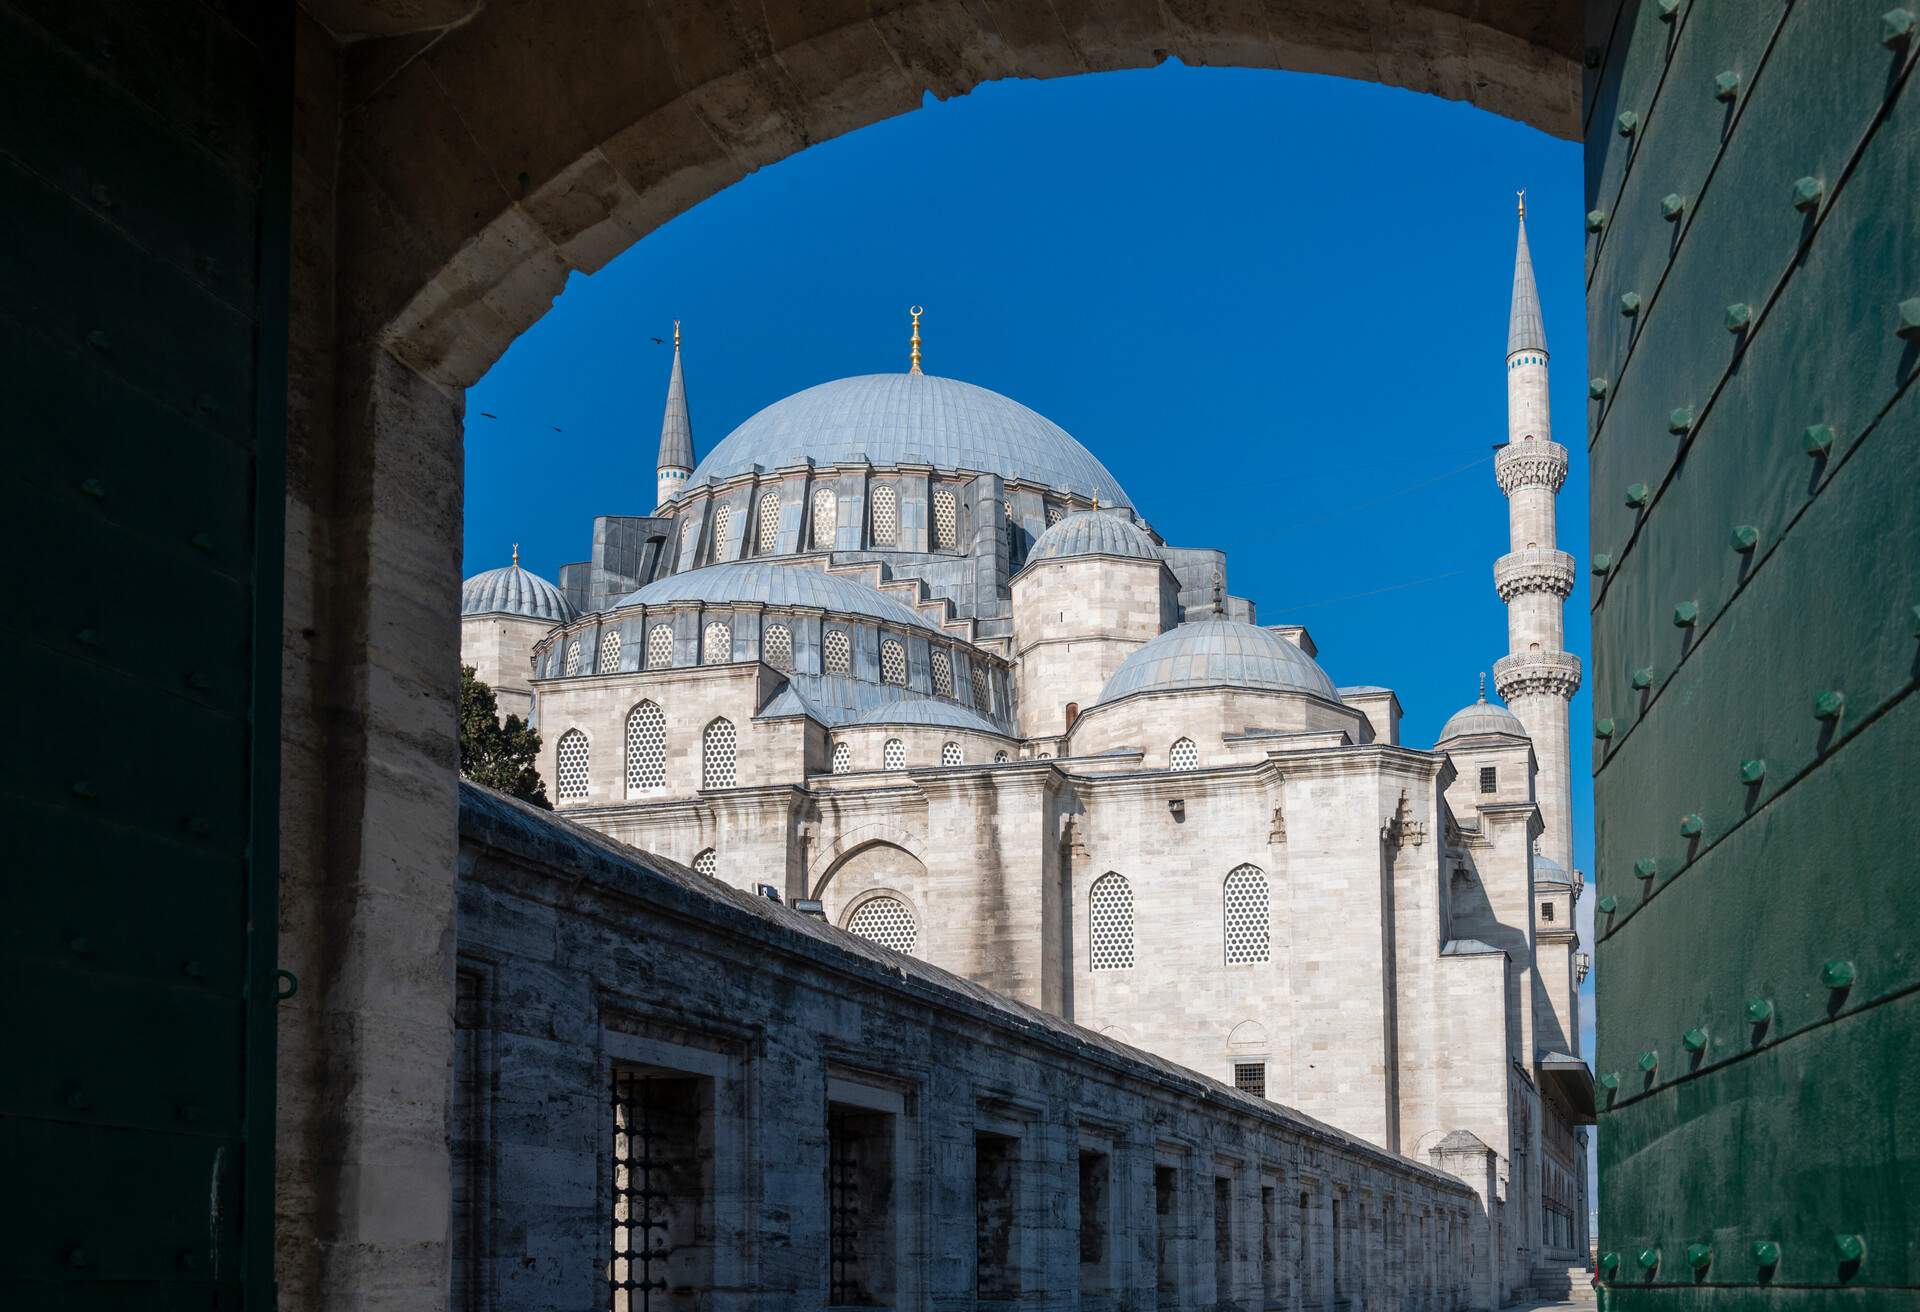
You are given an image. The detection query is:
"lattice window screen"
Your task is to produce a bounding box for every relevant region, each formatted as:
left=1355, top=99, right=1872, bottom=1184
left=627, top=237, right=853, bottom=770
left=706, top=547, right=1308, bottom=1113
left=597, top=631, right=622, bottom=674
left=757, top=493, right=781, bottom=555
left=880, top=639, right=907, bottom=687
left=1233, top=1063, right=1267, bottom=1098
left=1169, top=737, right=1199, bottom=771
left=823, top=629, right=851, bottom=675
left=831, top=741, right=851, bottom=774
left=692, top=849, right=716, bottom=877
left=679, top=519, right=694, bottom=561
left=702, top=719, right=737, bottom=789
left=712, top=503, right=733, bottom=559
left=555, top=730, right=589, bottom=801
left=870, top=485, right=897, bottom=545
left=703, top=621, right=732, bottom=665
left=1223, top=865, right=1271, bottom=965
left=845, top=897, right=916, bottom=954
left=1046, top=503, right=1065, bottom=527
left=1088, top=874, right=1134, bottom=970
left=971, top=668, right=991, bottom=712
left=812, top=487, right=837, bottom=549
left=932, top=489, right=958, bottom=549
left=993, top=750, right=1009, bottom=763
left=763, top=624, right=793, bottom=672
left=940, top=742, right=962, bottom=767
left=564, top=641, right=582, bottom=676
left=646, top=624, right=674, bottom=669
left=931, top=650, right=952, bottom=698
left=1004, top=498, right=1013, bottom=521
left=882, top=739, right=906, bottom=771
left=624, top=701, right=665, bottom=793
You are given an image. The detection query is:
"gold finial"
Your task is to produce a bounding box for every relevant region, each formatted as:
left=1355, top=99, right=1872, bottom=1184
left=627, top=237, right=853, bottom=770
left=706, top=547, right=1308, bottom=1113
left=512, top=542, right=520, bottom=567
left=909, top=305, right=924, bottom=375
left=673, top=319, right=681, bottom=349
left=1092, top=491, right=1100, bottom=509
left=1516, top=189, right=1526, bottom=221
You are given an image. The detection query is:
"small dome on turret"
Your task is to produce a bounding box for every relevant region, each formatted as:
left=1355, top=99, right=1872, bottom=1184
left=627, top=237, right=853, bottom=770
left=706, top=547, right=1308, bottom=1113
left=1094, top=619, right=1340, bottom=706
left=1025, top=509, right=1159, bottom=564
left=1437, top=676, right=1527, bottom=743
left=461, top=549, right=577, bottom=623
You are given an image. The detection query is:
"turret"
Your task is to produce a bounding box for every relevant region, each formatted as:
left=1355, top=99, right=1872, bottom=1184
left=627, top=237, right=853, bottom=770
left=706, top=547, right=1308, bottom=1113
left=655, top=321, right=693, bottom=510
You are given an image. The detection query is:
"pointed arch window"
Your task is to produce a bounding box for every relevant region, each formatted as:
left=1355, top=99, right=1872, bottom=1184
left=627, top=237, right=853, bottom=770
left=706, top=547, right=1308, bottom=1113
left=1169, top=737, right=1199, bottom=771
left=563, top=640, right=582, bottom=676
left=882, top=738, right=906, bottom=771
left=823, top=628, right=851, bottom=675
left=931, top=649, right=953, bottom=698
left=940, top=741, right=962, bottom=767
left=932, top=488, right=959, bottom=550
left=763, top=623, right=793, bottom=673
left=702, top=718, right=737, bottom=789
left=555, top=729, right=589, bottom=801
left=845, top=896, right=917, bottom=955
left=597, top=630, right=622, bottom=674
left=880, top=639, right=908, bottom=687
left=678, top=519, right=695, bottom=562
left=1045, top=503, right=1065, bottom=527
left=702, top=620, right=732, bottom=665
left=1223, top=865, right=1271, bottom=965
left=646, top=624, right=674, bottom=669
left=756, top=492, right=781, bottom=555
left=971, top=667, right=991, bottom=712
left=624, top=701, right=666, bottom=793
left=692, top=848, right=716, bottom=878
left=811, top=487, right=837, bottom=550
left=1089, top=874, right=1134, bottom=970
left=712, top=503, right=733, bottom=559
left=870, top=485, right=898, bottom=545
left=830, top=740, right=851, bottom=774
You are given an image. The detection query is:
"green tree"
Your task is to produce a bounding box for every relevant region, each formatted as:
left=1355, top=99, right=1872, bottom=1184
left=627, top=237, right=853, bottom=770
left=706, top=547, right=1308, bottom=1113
left=459, top=665, right=550, bottom=807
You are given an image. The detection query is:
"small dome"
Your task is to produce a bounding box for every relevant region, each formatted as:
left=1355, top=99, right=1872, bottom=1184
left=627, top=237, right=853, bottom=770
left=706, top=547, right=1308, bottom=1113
left=1437, top=683, right=1528, bottom=743
left=1094, top=619, right=1340, bottom=706
left=1025, top=509, right=1159, bottom=564
left=1533, top=853, right=1569, bottom=880
left=619, top=561, right=939, bottom=632
left=462, top=560, right=576, bottom=623
left=855, top=697, right=1004, bottom=734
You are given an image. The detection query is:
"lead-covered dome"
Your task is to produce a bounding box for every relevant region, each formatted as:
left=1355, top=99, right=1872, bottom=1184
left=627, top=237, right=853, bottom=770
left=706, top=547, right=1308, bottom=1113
left=618, top=561, right=939, bottom=632
left=462, top=561, right=576, bottom=623
left=1095, top=619, right=1341, bottom=706
left=686, top=373, right=1132, bottom=508
left=1025, top=509, right=1159, bottom=564
left=1437, top=689, right=1528, bottom=743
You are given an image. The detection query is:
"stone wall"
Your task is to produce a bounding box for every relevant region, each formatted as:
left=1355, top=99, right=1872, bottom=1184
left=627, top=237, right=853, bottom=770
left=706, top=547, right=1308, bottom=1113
left=454, top=780, right=1481, bottom=1310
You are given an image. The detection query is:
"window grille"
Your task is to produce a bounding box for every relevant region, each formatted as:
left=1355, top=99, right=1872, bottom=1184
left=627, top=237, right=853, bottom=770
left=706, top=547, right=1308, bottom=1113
left=831, top=741, right=851, bottom=774
left=564, top=640, right=582, bottom=676
left=1542, top=901, right=1555, bottom=923
left=1233, top=1062, right=1267, bottom=1098
left=1479, top=766, right=1497, bottom=793
left=756, top=493, right=781, bottom=555
left=611, top=1068, right=694, bottom=1311
left=555, top=729, right=589, bottom=801
left=597, top=630, right=622, bottom=674
left=811, top=487, right=837, bottom=549
left=823, top=628, right=851, bottom=675
left=679, top=518, right=694, bottom=561
left=702, top=718, right=736, bottom=789
left=1169, top=737, right=1199, bottom=771
left=845, top=896, right=916, bottom=954
left=692, top=848, right=716, bottom=877
left=971, top=667, right=991, bottom=712
left=1088, top=873, right=1134, bottom=970
left=931, top=649, right=953, bottom=698
left=624, top=701, right=665, bottom=793
left=870, top=485, right=897, bottom=545
left=712, top=503, right=733, bottom=559
left=1004, top=498, right=1014, bottom=521
left=763, top=623, right=793, bottom=672
left=1223, top=865, right=1271, bottom=964
left=1046, top=503, right=1065, bottom=527
left=993, top=750, right=1009, bottom=763
left=932, top=488, right=958, bottom=549
left=646, top=624, right=675, bottom=669
left=882, top=738, right=905, bottom=771
left=880, top=639, right=907, bottom=686
left=703, top=620, right=731, bottom=665
left=940, top=742, right=962, bottom=767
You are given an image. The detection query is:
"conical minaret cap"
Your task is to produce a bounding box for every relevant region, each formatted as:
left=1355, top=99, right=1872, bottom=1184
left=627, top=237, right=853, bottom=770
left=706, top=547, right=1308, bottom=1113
left=1507, top=199, right=1548, bottom=358
left=657, top=323, right=694, bottom=472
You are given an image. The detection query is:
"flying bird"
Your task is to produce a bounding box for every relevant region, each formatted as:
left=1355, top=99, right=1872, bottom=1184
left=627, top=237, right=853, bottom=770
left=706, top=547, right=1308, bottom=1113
left=552, top=426, right=563, bottom=433
left=479, top=411, right=497, bottom=419
left=650, top=336, right=664, bottom=345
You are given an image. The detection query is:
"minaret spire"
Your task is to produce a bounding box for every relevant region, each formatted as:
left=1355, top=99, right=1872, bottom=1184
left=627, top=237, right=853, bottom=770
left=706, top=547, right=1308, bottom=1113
left=655, top=321, right=694, bottom=510
left=909, top=305, right=924, bottom=375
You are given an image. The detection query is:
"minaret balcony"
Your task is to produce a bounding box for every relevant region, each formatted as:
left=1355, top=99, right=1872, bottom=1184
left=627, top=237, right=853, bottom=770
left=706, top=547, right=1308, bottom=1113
left=1493, top=650, right=1583, bottom=701
left=1494, top=549, right=1576, bottom=602
left=1495, top=439, right=1569, bottom=494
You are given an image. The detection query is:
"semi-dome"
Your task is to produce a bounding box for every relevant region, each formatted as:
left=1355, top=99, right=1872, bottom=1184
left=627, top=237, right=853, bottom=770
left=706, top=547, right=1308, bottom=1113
left=1437, top=685, right=1528, bottom=743
left=462, top=559, right=576, bottom=623
left=855, top=697, right=1004, bottom=734
left=1025, top=509, right=1159, bottom=564
left=1094, top=619, right=1341, bottom=706
left=619, top=561, right=939, bottom=633
left=685, top=372, right=1132, bottom=507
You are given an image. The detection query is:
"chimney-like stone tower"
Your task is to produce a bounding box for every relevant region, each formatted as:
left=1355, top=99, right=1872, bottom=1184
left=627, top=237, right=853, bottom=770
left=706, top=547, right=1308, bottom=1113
left=655, top=321, right=693, bottom=510
left=1494, top=195, right=1581, bottom=872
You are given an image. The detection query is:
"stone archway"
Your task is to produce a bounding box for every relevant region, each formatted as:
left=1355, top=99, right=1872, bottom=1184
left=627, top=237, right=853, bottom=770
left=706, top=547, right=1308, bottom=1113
left=280, top=6, right=1580, bottom=1307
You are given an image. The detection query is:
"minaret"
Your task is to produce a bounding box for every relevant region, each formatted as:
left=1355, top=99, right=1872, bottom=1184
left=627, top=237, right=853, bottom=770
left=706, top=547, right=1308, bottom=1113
left=1493, top=193, right=1582, bottom=873
left=655, top=321, right=693, bottom=510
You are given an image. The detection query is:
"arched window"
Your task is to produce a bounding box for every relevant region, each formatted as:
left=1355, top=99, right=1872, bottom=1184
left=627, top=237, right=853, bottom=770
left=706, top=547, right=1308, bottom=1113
left=1223, top=865, right=1271, bottom=965
left=845, top=896, right=917, bottom=955
left=831, top=741, right=851, bottom=774
left=678, top=519, right=694, bottom=561
left=971, top=667, right=991, bottom=712
left=763, top=623, right=793, bottom=672
left=880, top=639, right=908, bottom=686
left=555, top=729, right=589, bottom=801
left=712, top=503, right=733, bottom=559
left=870, top=485, right=897, bottom=545
left=597, top=630, right=622, bottom=674
left=646, top=624, right=674, bottom=669
left=1169, top=737, right=1199, bottom=771
left=756, top=492, right=781, bottom=555
left=882, top=738, right=906, bottom=771
left=823, top=628, right=851, bottom=675
left=624, top=700, right=666, bottom=793
left=702, top=718, right=737, bottom=789
left=1003, top=498, right=1014, bottom=521
left=692, top=848, right=716, bottom=878
left=940, top=741, right=962, bottom=767
left=563, top=640, right=582, bottom=676
left=1089, top=873, right=1134, bottom=970
left=702, top=620, right=732, bottom=665
left=811, top=486, right=837, bottom=550
left=1045, top=503, right=1064, bottom=527
left=993, top=750, right=1009, bottom=764
left=931, top=649, right=953, bottom=698
left=932, top=488, right=959, bottom=549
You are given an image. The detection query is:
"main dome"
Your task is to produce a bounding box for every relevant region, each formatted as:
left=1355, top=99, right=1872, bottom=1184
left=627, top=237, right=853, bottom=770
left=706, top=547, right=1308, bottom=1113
left=1095, top=619, right=1341, bottom=706
left=685, top=373, right=1132, bottom=508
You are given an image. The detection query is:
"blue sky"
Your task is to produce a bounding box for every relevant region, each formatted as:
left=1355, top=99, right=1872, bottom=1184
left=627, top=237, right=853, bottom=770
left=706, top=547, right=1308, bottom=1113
left=466, top=61, right=1593, bottom=1214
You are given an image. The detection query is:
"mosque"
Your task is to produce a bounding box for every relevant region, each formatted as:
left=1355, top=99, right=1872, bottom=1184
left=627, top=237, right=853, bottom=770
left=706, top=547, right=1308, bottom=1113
left=460, top=203, right=1592, bottom=1291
